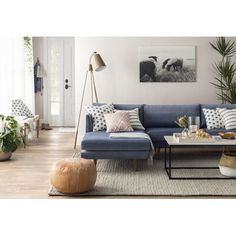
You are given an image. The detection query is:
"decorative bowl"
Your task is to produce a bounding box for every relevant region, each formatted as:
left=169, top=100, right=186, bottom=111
left=218, top=132, right=236, bottom=140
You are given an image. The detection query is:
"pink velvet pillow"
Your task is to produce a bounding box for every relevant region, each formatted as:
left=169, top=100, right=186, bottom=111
left=104, top=111, right=134, bottom=133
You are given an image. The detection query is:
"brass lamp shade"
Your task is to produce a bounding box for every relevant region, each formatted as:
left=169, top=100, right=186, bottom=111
left=93, top=53, right=106, bottom=71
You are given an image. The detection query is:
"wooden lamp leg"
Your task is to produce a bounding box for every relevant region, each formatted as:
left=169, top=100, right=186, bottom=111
left=74, top=71, right=89, bottom=149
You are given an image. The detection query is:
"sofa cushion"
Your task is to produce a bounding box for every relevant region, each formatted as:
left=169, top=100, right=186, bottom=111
left=81, top=150, right=150, bottom=160
left=81, top=131, right=151, bottom=151
left=217, top=108, right=236, bottom=130
left=86, top=104, right=115, bottom=131
left=115, top=108, right=145, bottom=130
left=146, top=127, right=183, bottom=142
left=94, top=103, right=145, bottom=125
left=85, top=114, right=93, bottom=132
left=113, top=104, right=144, bottom=124
left=144, top=104, right=200, bottom=128
left=104, top=111, right=133, bottom=132
left=202, top=108, right=224, bottom=129
left=201, top=104, right=236, bottom=128
left=12, top=99, right=34, bottom=117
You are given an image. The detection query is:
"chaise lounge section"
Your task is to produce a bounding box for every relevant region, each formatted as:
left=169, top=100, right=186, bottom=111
left=81, top=104, right=151, bottom=170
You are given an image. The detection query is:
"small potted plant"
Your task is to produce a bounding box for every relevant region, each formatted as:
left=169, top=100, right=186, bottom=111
left=175, top=115, right=189, bottom=136
left=0, top=115, right=22, bottom=161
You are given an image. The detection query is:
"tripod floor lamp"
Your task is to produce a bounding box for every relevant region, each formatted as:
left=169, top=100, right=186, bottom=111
left=74, top=51, right=106, bottom=149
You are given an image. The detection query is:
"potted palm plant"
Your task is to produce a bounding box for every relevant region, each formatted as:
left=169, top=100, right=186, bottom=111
left=0, top=115, right=22, bottom=161
left=210, top=37, right=236, bottom=104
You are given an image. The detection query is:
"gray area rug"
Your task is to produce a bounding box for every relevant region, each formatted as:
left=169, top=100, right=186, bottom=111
left=48, top=151, right=236, bottom=197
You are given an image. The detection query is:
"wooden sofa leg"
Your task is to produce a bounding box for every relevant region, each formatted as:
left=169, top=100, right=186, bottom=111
left=157, top=148, right=161, bottom=158
left=133, top=159, right=139, bottom=171
left=94, top=159, right=97, bottom=166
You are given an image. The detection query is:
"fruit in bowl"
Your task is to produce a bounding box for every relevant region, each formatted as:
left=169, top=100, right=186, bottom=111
left=218, top=132, right=236, bottom=140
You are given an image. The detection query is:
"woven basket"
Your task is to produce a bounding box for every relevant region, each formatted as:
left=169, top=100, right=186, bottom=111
left=219, top=153, right=236, bottom=177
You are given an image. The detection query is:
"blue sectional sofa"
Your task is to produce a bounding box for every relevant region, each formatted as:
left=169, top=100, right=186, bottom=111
left=81, top=103, right=236, bottom=170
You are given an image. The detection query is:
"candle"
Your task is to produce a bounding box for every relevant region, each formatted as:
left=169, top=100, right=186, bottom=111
left=189, top=125, right=198, bottom=133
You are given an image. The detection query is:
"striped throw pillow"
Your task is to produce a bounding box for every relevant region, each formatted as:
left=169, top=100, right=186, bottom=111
left=217, top=108, right=236, bottom=130
left=115, top=108, right=145, bottom=130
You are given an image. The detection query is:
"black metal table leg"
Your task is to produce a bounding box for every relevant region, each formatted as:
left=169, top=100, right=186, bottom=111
left=164, top=143, right=236, bottom=180
left=168, top=146, right=172, bottom=179
left=164, top=143, right=167, bottom=169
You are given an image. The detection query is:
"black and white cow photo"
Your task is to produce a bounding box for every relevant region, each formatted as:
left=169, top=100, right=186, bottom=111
left=139, top=46, right=196, bottom=82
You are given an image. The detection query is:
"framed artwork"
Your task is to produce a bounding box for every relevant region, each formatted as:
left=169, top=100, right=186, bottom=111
left=139, top=46, right=196, bottom=82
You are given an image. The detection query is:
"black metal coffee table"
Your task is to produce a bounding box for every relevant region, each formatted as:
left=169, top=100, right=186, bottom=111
left=164, top=136, right=236, bottom=180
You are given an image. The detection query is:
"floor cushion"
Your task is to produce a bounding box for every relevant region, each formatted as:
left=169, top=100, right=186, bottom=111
left=50, top=158, right=97, bottom=194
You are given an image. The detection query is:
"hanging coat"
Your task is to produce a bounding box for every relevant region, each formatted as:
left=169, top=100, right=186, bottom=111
left=34, top=61, right=42, bottom=93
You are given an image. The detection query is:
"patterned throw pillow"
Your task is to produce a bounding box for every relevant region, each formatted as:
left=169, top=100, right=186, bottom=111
left=12, top=99, right=34, bottom=117
left=217, top=108, right=236, bottom=130
left=115, top=108, right=145, bottom=130
left=202, top=108, right=224, bottom=129
left=104, top=111, right=134, bottom=133
left=86, top=104, right=115, bottom=131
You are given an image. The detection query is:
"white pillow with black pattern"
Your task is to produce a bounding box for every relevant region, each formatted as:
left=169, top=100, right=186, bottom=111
left=12, top=99, right=34, bottom=117
left=202, top=108, right=224, bottom=129
left=86, top=104, right=115, bottom=131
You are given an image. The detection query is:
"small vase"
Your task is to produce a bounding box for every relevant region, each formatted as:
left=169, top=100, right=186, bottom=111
left=0, top=152, right=12, bottom=161
left=181, top=128, right=189, bottom=137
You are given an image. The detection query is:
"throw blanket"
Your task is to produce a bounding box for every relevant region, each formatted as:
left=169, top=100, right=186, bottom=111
left=14, top=116, right=36, bottom=139
left=109, top=132, right=155, bottom=162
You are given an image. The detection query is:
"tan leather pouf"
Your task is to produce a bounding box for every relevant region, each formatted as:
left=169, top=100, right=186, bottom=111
left=50, top=158, right=97, bottom=194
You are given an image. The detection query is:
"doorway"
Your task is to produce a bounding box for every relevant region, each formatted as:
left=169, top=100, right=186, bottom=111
left=43, top=37, right=75, bottom=127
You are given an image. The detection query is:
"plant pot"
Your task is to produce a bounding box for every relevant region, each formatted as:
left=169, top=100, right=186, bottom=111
left=219, top=152, right=236, bottom=177
left=0, top=152, right=12, bottom=161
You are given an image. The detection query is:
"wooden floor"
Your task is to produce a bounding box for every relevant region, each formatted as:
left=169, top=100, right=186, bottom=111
left=0, top=130, right=232, bottom=199
left=0, top=130, right=75, bottom=199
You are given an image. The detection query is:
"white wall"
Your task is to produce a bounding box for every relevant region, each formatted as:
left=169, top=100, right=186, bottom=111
left=75, top=37, right=236, bottom=138
left=33, top=37, right=44, bottom=120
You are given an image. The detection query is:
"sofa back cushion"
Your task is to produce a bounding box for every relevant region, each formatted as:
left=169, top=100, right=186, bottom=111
left=200, top=104, right=236, bottom=128
left=93, top=103, right=144, bottom=123
left=144, top=104, right=200, bottom=128
left=113, top=104, right=145, bottom=124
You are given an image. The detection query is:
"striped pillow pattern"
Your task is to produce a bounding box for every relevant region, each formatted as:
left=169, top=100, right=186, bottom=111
left=129, top=108, right=145, bottom=130
left=217, top=108, right=236, bottom=130
left=115, top=108, right=145, bottom=130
